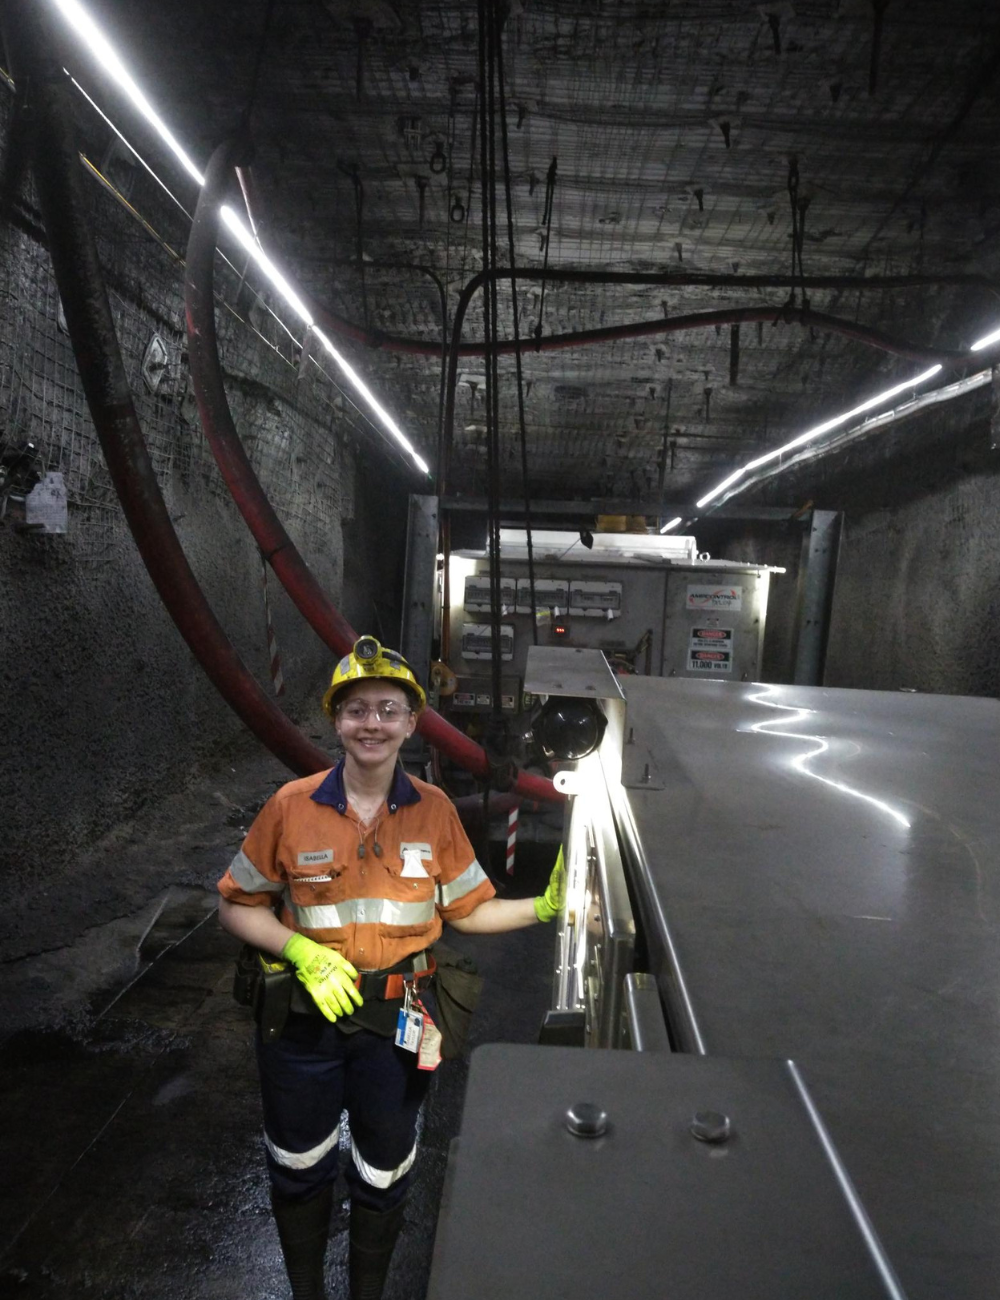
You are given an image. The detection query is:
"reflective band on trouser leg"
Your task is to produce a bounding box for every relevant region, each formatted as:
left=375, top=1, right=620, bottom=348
left=350, top=1139, right=417, bottom=1191
left=265, top=1123, right=341, bottom=1171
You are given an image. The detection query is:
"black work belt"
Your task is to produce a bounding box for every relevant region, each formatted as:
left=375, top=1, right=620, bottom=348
left=291, top=950, right=436, bottom=1015
left=234, top=944, right=436, bottom=1041
left=355, top=953, right=437, bottom=1001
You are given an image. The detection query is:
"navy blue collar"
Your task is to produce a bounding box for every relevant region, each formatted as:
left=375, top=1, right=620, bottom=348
left=311, top=757, right=421, bottom=815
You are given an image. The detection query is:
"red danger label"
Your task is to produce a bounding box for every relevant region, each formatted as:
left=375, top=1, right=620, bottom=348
left=693, top=628, right=728, bottom=640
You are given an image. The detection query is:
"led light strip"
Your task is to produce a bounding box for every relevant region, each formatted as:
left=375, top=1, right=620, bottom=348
left=47, top=0, right=429, bottom=477
left=694, top=307, right=1000, bottom=515
left=695, top=365, right=944, bottom=510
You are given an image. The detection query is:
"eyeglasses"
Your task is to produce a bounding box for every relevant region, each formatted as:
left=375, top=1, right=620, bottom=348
left=338, top=700, right=412, bottom=724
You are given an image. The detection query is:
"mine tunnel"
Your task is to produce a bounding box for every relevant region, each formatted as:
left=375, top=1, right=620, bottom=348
left=2, top=2, right=999, bottom=1298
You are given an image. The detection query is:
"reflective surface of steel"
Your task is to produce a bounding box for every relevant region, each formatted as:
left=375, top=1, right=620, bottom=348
left=621, top=677, right=1000, bottom=1300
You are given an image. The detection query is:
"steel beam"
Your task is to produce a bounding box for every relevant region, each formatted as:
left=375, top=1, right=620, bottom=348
left=441, top=496, right=798, bottom=522
left=791, top=509, right=842, bottom=686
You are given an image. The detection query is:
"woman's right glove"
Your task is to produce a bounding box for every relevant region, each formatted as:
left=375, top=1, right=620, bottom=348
left=282, top=933, right=363, bottom=1022
left=533, top=847, right=567, bottom=923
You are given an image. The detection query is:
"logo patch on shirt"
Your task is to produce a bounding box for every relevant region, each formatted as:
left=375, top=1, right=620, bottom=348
left=399, top=842, right=432, bottom=861
left=400, top=847, right=431, bottom=878
left=298, top=849, right=334, bottom=866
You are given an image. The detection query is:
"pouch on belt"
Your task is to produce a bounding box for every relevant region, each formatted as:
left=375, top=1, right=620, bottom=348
left=429, top=941, right=484, bottom=1060
left=232, top=943, right=293, bottom=1042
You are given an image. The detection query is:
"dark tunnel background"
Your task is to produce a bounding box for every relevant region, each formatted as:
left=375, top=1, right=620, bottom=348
left=3, top=1, right=1000, bottom=1296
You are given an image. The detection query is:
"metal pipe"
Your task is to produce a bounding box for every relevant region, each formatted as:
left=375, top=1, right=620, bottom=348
left=3, top=2, right=331, bottom=777
left=185, top=139, right=561, bottom=804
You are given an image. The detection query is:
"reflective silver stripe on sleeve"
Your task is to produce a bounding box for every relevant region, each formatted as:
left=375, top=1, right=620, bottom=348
left=264, top=1123, right=340, bottom=1171
left=351, top=1138, right=417, bottom=1189
left=290, top=898, right=436, bottom=930
left=436, top=859, right=488, bottom=908
left=229, top=848, right=284, bottom=894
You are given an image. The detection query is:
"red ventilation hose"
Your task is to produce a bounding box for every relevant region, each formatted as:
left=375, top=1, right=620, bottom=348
left=308, top=267, right=993, bottom=362
left=185, top=138, right=561, bottom=804
left=10, top=14, right=332, bottom=778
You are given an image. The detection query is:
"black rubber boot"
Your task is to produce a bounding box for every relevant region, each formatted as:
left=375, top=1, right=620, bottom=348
left=348, top=1197, right=407, bottom=1300
left=271, top=1185, right=333, bottom=1300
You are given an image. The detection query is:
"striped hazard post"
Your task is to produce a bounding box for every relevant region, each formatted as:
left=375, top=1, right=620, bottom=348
left=260, top=553, right=285, bottom=696
left=506, top=802, right=519, bottom=876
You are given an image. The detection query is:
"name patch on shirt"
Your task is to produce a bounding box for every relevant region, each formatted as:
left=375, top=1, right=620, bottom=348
left=298, top=849, right=334, bottom=866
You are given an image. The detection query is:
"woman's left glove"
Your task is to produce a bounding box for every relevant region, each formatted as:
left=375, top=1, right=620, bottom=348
left=282, top=933, right=364, bottom=1022
left=533, top=847, right=566, bottom=923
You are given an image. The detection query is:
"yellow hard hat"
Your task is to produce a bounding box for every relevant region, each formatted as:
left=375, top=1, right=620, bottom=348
left=322, top=636, right=427, bottom=716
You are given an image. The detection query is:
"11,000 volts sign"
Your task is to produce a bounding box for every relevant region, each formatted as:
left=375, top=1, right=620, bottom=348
left=688, top=626, right=734, bottom=673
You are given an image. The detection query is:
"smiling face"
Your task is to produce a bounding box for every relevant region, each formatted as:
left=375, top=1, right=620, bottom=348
left=332, top=679, right=418, bottom=777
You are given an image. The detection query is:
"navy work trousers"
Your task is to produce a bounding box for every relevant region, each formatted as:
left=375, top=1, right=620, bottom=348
left=256, top=1012, right=432, bottom=1210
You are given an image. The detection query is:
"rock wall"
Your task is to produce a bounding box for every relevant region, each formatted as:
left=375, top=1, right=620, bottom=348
left=0, top=94, right=413, bottom=894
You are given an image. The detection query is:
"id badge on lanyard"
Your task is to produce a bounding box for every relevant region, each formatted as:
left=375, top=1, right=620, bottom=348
left=395, top=976, right=442, bottom=1070
left=395, top=979, right=424, bottom=1052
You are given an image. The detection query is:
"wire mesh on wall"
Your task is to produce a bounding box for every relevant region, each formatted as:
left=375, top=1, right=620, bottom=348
left=0, top=88, right=364, bottom=564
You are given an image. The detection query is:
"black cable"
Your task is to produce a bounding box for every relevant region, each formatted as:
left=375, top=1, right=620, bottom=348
left=485, top=0, right=504, bottom=722
left=477, top=0, right=502, bottom=724
left=786, top=159, right=800, bottom=309
left=494, top=0, right=538, bottom=643
left=533, top=156, right=557, bottom=349
left=459, top=84, right=480, bottom=286
left=796, top=197, right=810, bottom=310
left=241, top=0, right=277, bottom=128
left=353, top=170, right=368, bottom=329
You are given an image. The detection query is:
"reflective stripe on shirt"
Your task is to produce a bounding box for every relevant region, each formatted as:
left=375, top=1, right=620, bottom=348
left=436, top=859, right=488, bottom=907
left=229, top=848, right=284, bottom=894
left=286, top=894, right=437, bottom=930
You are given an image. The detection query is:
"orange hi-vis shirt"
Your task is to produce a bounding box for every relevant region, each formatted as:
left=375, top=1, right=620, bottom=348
left=217, top=760, right=495, bottom=971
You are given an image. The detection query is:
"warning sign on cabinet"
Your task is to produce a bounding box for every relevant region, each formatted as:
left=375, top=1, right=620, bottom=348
left=688, top=626, right=734, bottom=673
left=686, top=584, right=743, bottom=612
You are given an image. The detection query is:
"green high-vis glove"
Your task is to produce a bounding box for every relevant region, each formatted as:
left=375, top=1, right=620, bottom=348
left=534, top=847, right=566, bottom=923
left=282, top=932, right=363, bottom=1023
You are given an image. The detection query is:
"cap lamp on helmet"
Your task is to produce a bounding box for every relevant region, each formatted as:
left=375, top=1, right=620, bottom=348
left=322, top=637, right=427, bottom=717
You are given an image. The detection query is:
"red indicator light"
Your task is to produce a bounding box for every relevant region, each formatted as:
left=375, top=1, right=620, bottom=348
left=555, top=625, right=566, bottom=634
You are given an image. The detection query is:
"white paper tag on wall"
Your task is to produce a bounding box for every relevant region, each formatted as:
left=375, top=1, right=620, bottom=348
left=25, top=472, right=68, bottom=534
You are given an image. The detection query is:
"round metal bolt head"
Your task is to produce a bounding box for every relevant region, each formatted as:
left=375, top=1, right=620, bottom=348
left=566, top=1102, right=609, bottom=1138
left=690, top=1111, right=731, bottom=1144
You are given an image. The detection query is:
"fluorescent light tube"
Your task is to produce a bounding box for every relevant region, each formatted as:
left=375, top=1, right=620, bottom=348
left=46, top=0, right=428, bottom=476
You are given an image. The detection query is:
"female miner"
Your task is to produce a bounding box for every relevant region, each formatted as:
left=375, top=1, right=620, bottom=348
left=217, top=637, right=564, bottom=1300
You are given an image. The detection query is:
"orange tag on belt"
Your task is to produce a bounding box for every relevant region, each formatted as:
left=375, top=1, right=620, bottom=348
left=414, top=998, right=442, bottom=1071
